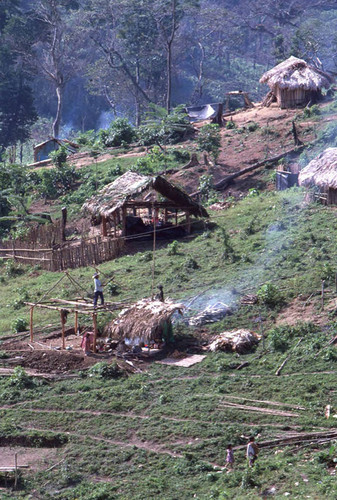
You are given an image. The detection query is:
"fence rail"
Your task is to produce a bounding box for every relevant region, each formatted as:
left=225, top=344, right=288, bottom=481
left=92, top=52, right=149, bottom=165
left=0, top=236, right=125, bottom=271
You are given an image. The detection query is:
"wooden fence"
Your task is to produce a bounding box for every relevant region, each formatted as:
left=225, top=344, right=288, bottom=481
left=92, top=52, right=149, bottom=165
left=0, top=236, right=125, bottom=271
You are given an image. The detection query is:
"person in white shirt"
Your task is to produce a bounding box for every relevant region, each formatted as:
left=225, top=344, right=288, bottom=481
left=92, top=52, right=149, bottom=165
left=93, top=272, right=104, bottom=307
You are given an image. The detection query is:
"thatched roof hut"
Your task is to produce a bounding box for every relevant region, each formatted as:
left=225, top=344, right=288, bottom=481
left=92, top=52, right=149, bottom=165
left=298, top=148, right=337, bottom=204
left=106, top=298, right=183, bottom=343
left=260, top=56, right=334, bottom=109
left=82, top=171, right=208, bottom=237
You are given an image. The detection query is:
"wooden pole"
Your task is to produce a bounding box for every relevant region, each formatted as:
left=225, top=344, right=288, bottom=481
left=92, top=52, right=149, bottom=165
left=61, top=207, right=67, bottom=242
left=92, top=313, right=98, bottom=353
left=14, top=453, right=18, bottom=490
left=75, top=311, right=79, bottom=334
left=151, top=206, right=157, bottom=299
left=101, top=216, right=107, bottom=237
left=186, top=212, right=191, bottom=234
left=30, top=306, right=34, bottom=342
left=60, top=311, right=66, bottom=349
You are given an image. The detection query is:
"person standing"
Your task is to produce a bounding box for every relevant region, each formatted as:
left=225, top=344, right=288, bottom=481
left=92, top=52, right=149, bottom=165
left=224, top=444, right=235, bottom=470
left=93, top=272, right=104, bottom=307
left=247, top=436, right=259, bottom=467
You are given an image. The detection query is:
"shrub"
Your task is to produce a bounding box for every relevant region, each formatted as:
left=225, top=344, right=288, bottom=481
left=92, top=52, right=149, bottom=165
left=167, top=240, right=179, bottom=256
left=98, top=118, right=136, bottom=147
left=107, top=283, right=120, bottom=296
left=226, top=120, right=236, bottom=129
left=197, top=124, right=221, bottom=160
left=88, top=362, right=122, bottom=379
left=257, top=283, right=282, bottom=307
left=12, top=317, right=28, bottom=333
left=49, top=145, right=68, bottom=168
left=246, top=121, right=259, bottom=132
left=9, top=366, right=32, bottom=388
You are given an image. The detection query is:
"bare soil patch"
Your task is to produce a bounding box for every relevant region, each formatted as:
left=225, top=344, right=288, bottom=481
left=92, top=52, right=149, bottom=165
left=0, top=446, right=59, bottom=470
left=275, top=296, right=331, bottom=326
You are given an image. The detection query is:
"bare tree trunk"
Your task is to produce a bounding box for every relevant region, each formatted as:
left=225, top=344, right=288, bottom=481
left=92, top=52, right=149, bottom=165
left=166, top=0, right=177, bottom=114
left=53, top=83, right=63, bottom=138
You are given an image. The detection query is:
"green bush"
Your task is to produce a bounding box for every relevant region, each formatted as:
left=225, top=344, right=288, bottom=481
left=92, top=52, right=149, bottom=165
left=49, top=145, right=68, bottom=167
left=197, top=124, right=221, bottom=160
left=88, top=362, right=122, bottom=379
left=167, top=240, right=179, bottom=256
left=9, top=366, right=31, bottom=388
left=257, top=283, right=282, bottom=307
left=226, top=120, right=236, bottom=129
left=38, top=164, right=79, bottom=199
left=12, top=317, right=28, bottom=333
left=98, top=118, right=136, bottom=148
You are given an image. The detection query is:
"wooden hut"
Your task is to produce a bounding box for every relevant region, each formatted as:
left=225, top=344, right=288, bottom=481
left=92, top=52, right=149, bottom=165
left=298, top=148, right=337, bottom=204
left=106, top=298, right=183, bottom=345
left=82, top=171, right=208, bottom=238
left=260, top=56, right=334, bottom=109
left=33, top=138, right=79, bottom=163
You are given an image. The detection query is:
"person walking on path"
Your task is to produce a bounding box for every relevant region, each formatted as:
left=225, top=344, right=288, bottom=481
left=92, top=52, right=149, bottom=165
left=93, top=272, right=104, bottom=307
left=224, top=444, right=235, bottom=470
left=247, top=436, right=259, bottom=467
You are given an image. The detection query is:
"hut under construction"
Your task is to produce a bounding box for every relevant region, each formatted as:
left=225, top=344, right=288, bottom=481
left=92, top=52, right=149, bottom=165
left=106, top=298, right=184, bottom=345
left=260, top=56, right=334, bottom=109
left=82, top=171, right=208, bottom=239
left=298, top=147, right=337, bottom=204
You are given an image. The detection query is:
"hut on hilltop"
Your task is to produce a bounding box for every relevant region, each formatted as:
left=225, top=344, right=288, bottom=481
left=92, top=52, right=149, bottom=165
left=260, top=56, right=334, bottom=109
left=106, top=298, right=184, bottom=345
left=299, top=148, right=337, bottom=204
left=82, top=171, right=208, bottom=238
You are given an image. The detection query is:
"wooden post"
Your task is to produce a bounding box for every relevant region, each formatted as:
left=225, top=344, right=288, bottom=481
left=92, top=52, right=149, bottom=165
left=75, top=311, right=79, bottom=335
left=61, top=207, right=67, bottom=242
left=321, top=280, right=325, bottom=310
left=92, top=313, right=98, bottom=353
left=164, top=209, right=168, bottom=223
left=60, top=311, right=66, bottom=349
left=186, top=212, right=191, bottom=234
left=14, top=453, right=18, bottom=490
left=113, top=213, right=117, bottom=238
left=122, top=206, right=127, bottom=237
left=101, top=216, right=107, bottom=237
left=175, top=209, right=178, bottom=227
left=335, top=273, right=337, bottom=294
left=30, top=306, right=34, bottom=342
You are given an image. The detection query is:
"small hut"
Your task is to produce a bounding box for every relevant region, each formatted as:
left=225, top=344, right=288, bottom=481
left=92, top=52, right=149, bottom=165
left=260, top=56, right=334, bottom=109
left=82, top=171, right=208, bottom=238
left=298, top=148, right=337, bottom=204
left=106, top=298, right=184, bottom=345
left=33, top=138, right=79, bottom=163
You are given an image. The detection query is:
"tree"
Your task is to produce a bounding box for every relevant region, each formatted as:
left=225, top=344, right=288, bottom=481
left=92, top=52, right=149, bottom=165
left=0, top=1, right=37, bottom=157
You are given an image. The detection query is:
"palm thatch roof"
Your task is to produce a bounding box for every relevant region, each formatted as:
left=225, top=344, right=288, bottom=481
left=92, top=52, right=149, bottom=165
left=106, top=298, right=184, bottom=342
left=82, top=171, right=208, bottom=218
left=298, top=148, right=337, bottom=189
left=260, top=56, right=333, bottom=91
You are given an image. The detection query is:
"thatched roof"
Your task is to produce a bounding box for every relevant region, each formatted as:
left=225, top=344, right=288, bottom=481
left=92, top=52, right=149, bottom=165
left=298, top=148, right=337, bottom=189
left=208, top=329, right=261, bottom=354
left=82, top=171, right=208, bottom=218
left=260, top=56, right=334, bottom=91
left=107, top=298, right=184, bottom=342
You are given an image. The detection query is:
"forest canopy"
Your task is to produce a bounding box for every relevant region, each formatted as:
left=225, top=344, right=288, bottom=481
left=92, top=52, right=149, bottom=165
left=1, top=0, right=337, bottom=147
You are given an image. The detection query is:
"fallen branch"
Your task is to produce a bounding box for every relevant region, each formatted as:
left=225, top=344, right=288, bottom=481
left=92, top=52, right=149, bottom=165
left=213, top=146, right=305, bottom=191
left=275, top=338, right=303, bottom=376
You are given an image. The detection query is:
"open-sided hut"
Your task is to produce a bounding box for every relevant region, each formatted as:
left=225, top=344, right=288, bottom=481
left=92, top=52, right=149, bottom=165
left=82, top=171, right=208, bottom=238
left=298, top=148, right=337, bottom=204
left=106, top=299, right=183, bottom=344
left=260, top=56, right=334, bottom=109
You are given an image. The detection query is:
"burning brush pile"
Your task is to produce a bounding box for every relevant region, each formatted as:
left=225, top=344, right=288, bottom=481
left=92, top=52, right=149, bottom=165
left=209, top=329, right=261, bottom=354
left=106, top=299, right=184, bottom=344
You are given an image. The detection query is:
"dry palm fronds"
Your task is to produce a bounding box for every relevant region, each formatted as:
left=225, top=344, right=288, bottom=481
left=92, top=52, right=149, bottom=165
left=209, top=329, right=261, bottom=354
left=299, top=147, right=337, bottom=190
left=106, top=298, right=184, bottom=342
left=260, top=56, right=333, bottom=91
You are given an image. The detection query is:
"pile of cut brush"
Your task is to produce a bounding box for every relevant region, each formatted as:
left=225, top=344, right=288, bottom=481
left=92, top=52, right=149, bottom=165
left=209, top=329, right=261, bottom=354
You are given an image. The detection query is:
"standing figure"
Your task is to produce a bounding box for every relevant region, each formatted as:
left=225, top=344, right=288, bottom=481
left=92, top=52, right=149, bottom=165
left=224, top=444, right=235, bottom=470
left=247, top=436, right=259, bottom=467
left=93, top=272, right=104, bottom=307
left=81, top=331, right=93, bottom=356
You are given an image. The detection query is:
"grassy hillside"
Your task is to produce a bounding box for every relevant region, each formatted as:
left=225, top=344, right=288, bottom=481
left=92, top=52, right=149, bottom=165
left=1, top=186, right=337, bottom=499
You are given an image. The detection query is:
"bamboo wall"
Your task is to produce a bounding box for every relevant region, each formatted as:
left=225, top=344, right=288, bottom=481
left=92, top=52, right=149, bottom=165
left=0, top=235, right=125, bottom=271
left=276, top=87, right=317, bottom=109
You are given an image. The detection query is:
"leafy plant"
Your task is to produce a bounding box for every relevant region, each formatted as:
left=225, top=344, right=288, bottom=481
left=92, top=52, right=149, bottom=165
left=88, top=362, right=122, bottom=379
left=167, top=240, right=179, bottom=256
left=98, top=118, right=136, bottom=147
left=12, top=317, right=28, bottom=333
left=257, top=283, right=282, bottom=307
left=197, top=124, right=221, bottom=160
